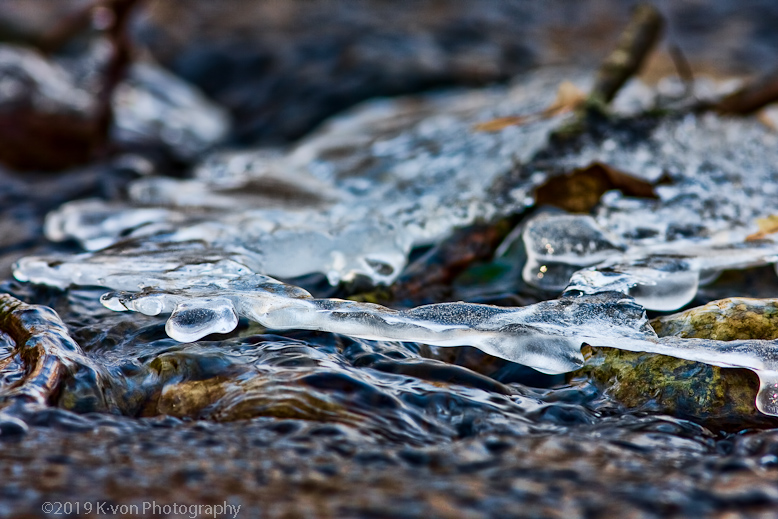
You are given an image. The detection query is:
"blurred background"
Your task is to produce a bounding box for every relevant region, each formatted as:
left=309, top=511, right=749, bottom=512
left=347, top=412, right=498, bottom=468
left=2, top=0, right=777, bottom=147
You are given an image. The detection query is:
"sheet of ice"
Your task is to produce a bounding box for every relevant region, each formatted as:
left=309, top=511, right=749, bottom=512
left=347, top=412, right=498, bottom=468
left=555, top=112, right=778, bottom=244
left=38, top=69, right=591, bottom=284
left=98, top=281, right=778, bottom=417
left=15, top=247, right=778, bottom=415
left=37, top=73, right=778, bottom=290
left=507, top=106, right=778, bottom=310
left=522, top=213, right=778, bottom=311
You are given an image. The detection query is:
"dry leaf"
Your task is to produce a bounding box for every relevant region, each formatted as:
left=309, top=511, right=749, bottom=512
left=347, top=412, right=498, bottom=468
left=757, top=107, right=778, bottom=131
left=541, top=80, right=587, bottom=117
left=534, top=161, right=657, bottom=213
left=473, top=80, right=586, bottom=132
left=746, top=215, right=778, bottom=241
left=472, top=115, right=529, bottom=132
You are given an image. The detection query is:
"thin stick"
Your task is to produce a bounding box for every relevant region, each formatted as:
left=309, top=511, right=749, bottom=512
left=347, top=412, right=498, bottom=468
left=590, top=4, right=664, bottom=104
left=668, top=44, right=694, bottom=96
left=93, top=0, right=144, bottom=152
left=715, top=70, right=778, bottom=115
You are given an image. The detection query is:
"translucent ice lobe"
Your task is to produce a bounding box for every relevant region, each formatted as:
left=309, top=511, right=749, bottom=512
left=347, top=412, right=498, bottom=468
left=523, top=213, right=778, bottom=310
left=166, top=298, right=238, bottom=343
left=626, top=269, right=699, bottom=311
left=757, top=372, right=778, bottom=416
left=566, top=258, right=701, bottom=312
left=523, top=214, right=626, bottom=291
left=13, top=245, right=272, bottom=292
left=44, top=199, right=180, bottom=251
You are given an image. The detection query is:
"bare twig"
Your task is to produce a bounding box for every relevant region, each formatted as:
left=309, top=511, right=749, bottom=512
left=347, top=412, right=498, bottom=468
left=590, top=3, right=664, bottom=104
left=668, top=44, right=694, bottom=96
left=715, top=70, right=778, bottom=115
left=93, top=0, right=144, bottom=151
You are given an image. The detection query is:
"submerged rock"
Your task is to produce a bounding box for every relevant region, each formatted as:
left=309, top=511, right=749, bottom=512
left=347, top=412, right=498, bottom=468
left=575, top=298, right=778, bottom=426
left=0, top=45, right=97, bottom=170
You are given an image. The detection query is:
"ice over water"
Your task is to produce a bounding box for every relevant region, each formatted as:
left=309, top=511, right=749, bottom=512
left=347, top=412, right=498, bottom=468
left=42, top=70, right=578, bottom=284
left=13, top=71, right=778, bottom=416
left=523, top=214, right=778, bottom=311
left=14, top=244, right=778, bottom=416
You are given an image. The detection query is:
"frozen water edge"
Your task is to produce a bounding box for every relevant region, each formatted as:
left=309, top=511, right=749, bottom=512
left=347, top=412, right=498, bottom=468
left=39, top=69, right=591, bottom=284
left=12, top=247, right=778, bottom=416
left=523, top=214, right=778, bottom=311
left=12, top=69, right=778, bottom=416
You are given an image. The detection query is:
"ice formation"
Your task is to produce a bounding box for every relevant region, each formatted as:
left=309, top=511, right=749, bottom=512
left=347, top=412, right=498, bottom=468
left=39, top=70, right=586, bottom=284
left=13, top=247, right=778, bottom=416
left=12, top=69, right=778, bottom=416
left=523, top=214, right=778, bottom=310
left=517, top=109, right=778, bottom=309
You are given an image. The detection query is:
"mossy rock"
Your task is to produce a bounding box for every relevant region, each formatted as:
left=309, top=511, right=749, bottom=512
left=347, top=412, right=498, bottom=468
left=572, top=298, right=778, bottom=427
left=577, top=346, right=762, bottom=426
left=153, top=377, right=230, bottom=417
left=652, top=298, right=778, bottom=340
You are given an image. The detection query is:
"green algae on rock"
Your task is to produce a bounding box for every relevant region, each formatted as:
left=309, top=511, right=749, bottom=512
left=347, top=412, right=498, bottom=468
left=574, top=298, right=778, bottom=426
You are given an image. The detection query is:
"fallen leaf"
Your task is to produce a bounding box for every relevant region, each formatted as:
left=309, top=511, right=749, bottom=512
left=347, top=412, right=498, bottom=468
left=746, top=215, right=778, bottom=241
left=534, top=161, right=658, bottom=213
left=472, top=115, right=530, bottom=132
left=541, top=80, right=587, bottom=117
left=473, top=80, right=586, bottom=132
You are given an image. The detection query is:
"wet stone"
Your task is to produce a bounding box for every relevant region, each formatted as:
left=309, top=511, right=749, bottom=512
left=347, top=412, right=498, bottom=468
left=575, top=346, right=766, bottom=427
left=0, top=412, right=28, bottom=437
left=652, top=298, right=778, bottom=341
left=574, top=298, right=778, bottom=427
